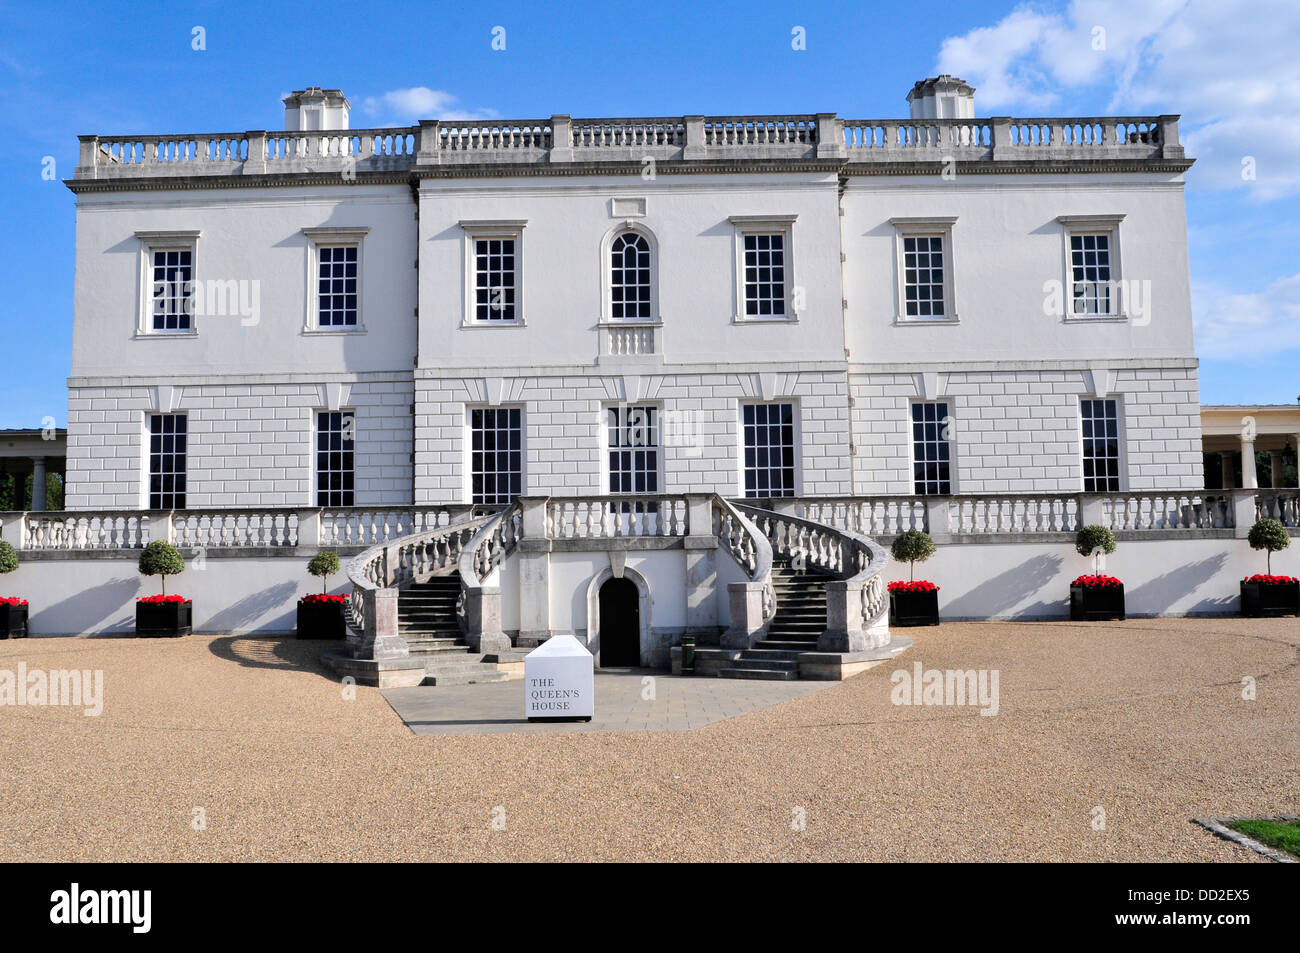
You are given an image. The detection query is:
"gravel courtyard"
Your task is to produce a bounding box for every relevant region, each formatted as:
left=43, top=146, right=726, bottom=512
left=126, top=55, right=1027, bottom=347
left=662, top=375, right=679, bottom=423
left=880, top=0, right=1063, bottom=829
left=1, top=617, right=1295, bottom=862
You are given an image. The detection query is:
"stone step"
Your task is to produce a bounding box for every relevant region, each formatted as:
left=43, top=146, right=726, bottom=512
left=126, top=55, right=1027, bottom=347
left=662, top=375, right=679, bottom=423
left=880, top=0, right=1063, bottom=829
left=423, top=671, right=511, bottom=686
left=719, top=667, right=798, bottom=681
left=756, top=639, right=819, bottom=651
left=738, top=648, right=804, bottom=662
left=733, top=657, right=799, bottom=672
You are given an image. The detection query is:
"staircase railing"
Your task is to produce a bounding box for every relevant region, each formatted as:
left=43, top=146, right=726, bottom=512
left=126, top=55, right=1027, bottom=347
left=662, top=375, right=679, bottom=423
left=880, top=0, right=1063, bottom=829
left=455, top=502, right=523, bottom=653
left=344, top=508, right=499, bottom=659
left=712, top=496, right=775, bottom=648
left=733, top=502, right=891, bottom=652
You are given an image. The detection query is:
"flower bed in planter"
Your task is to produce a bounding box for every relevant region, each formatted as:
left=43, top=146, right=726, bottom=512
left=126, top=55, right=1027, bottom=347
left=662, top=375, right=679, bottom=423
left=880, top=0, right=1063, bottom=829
left=1240, top=574, right=1300, bottom=618
left=0, top=597, right=28, bottom=639
left=1069, top=574, right=1125, bottom=621
left=888, top=580, right=940, bottom=627
left=135, top=595, right=192, bottom=637
left=297, top=593, right=348, bottom=640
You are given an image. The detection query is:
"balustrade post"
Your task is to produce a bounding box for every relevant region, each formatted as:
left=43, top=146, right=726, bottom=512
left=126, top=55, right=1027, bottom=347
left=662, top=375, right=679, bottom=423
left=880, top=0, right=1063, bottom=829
left=416, top=119, right=440, bottom=164
left=683, top=495, right=721, bottom=642
left=549, top=115, right=573, bottom=162
left=1230, top=489, right=1256, bottom=539
left=0, top=513, right=24, bottom=550
left=682, top=115, right=706, bottom=159
left=924, top=497, right=951, bottom=542
left=1158, top=115, right=1184, bottom=159
left=722, top=582, right=767, bottom=650
left=464, top=585, right=510, bottom=654
left=815, top=113, right=845, bottom=158
left=817, top=579, right=868, bottom=653
left=1078, top=494, right=1104, bottom=528
left=989, top=117, right=1013, bottom=160
left=243, top=130, right=266, bottom=174
left=364, top=588, right=409, bottom=660
left=517, top=497, right=552, bottom=647
left=297, top=508, right=322, bottom=548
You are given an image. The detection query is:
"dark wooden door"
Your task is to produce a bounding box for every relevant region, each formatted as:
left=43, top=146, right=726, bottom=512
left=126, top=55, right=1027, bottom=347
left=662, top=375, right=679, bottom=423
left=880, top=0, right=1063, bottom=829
left=598, top=578, right=639, bottom=666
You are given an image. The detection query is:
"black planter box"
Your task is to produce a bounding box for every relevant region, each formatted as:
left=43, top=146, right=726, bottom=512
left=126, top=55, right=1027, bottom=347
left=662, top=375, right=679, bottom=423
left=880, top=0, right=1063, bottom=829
left=1, top=604, right=28, bottom=639
left=1240, top=580, right=1300, bottom=618
left=135, top=600, right=192, bottom=637
left=296, top=600, right=347, bottom=640
left=1070, top=584, right=1125, bottom=621
left=889, top=588, right=940, bottom=627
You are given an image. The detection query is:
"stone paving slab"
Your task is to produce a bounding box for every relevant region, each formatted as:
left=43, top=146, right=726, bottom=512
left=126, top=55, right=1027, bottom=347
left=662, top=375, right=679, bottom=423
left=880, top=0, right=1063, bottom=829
left=382, top=668, right=835, bottom=734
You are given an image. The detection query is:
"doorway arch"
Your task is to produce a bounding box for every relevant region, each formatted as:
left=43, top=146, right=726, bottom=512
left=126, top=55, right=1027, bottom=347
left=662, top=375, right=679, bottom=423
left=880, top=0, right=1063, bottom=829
left=598, top=577, right=640, bottom=666
left=585, top=565, right=652, bottom=667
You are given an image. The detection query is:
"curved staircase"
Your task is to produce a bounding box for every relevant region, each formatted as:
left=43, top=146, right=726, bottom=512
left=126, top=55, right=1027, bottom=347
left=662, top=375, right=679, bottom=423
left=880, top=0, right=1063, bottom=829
left=718, top=556, right=833, bottom=680
left=398, top=575, right=509, bottom=685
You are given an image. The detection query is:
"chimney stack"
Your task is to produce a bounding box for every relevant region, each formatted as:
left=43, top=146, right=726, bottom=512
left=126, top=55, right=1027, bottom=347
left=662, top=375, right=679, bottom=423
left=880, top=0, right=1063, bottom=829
left=283, top=88, right=350, bottom=131
left=907, top=75, right=975, bottom=120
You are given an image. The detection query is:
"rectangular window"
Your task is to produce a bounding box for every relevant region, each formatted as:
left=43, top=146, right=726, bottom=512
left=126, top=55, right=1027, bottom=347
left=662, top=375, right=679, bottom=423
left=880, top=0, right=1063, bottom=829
left=316, top=411, right=355, bottom=506
left=1081, top=398, right=1121, bottom=492
left=148, top=414, right=187, bottom=509
left=903, top=235, right=945, bottom=318
left=742, top=402, right=796, bottom=498
left=1070, top=233, right=1112, bottom=315
left=317, top=245, right=358, bottom=327
left=608, top=406, right=659, bottom=494
left=151, top=249, right=193, bottom=331
left=911, top=402, right=952, bottom=495
left=474, top=237, right=517, bottom=321
left=469, top=408, right=522, bottom=505
left=743, top=233, right=786, bottom=317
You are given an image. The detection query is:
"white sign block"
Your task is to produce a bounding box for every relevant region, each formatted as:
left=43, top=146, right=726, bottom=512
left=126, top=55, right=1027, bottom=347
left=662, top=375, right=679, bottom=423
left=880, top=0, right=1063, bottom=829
left=524, top=634, right=595, bottom=721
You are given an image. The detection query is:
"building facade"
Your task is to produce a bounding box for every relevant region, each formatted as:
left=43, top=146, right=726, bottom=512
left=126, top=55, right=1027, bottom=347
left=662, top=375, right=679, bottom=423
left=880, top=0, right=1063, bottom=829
left=65, top=79, right=1202, bottom=512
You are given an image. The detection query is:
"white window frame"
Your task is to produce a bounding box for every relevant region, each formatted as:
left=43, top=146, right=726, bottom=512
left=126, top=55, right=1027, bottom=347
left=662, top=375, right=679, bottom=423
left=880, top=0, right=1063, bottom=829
left=314, top=408, right=357, bottom=507
left=135, top=230, right=201, bottom=337
left=1057, top=214, right=1126, bottom=322
left=465, top=405, right=525, bottom=505
left=1079, top=397, right=1126, bottom=492
left=600, top=223, right=660, bottom=324
left=889, top=217, right=958, bottom=325
left=302, top=226, right=369, bottom=334
left=459, top=220, right=527, bottom=327
left=909, top=400, right=955, bottom=496
left=729, top=214, right=798, bottom=323
left=603, top=402, right=663, bottom=496
left=738, top=400, right=801, bottom=499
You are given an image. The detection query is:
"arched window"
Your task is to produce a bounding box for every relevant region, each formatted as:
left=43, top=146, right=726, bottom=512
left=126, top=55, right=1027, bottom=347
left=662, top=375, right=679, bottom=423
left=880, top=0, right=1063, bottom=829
left=609, top=231, right=653, bottom=320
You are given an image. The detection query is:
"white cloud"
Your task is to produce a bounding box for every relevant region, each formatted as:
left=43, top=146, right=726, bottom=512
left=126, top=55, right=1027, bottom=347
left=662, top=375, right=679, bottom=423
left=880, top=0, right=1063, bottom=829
left=935, top=0, right=1300, bottom=198
left=1192, top=272, right=1300, bottom=360
left=359, top=86, right=499, bottom=125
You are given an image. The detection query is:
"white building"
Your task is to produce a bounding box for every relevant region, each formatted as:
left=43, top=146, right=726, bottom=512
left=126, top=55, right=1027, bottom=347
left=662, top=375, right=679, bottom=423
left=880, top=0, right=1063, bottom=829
left=43, top=77, right=1271, bottom=680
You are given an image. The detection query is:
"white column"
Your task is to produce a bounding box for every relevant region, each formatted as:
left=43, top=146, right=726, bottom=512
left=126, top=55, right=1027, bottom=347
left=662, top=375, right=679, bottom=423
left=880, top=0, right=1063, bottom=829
left=1270, top=450, right=1285, bottom=489
left=1294, top=435, right=1300, bottom=488
left=1240, top=437, right=1258, bottom=490
left=30, top=456, right=46, bottom=512
left=1219, top=452, right=1235, bottom=489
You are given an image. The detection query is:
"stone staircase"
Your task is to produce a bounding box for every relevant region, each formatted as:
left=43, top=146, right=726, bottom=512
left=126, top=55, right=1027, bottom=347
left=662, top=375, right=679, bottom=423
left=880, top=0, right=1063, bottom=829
left=717, top=557, right=832, bottom=681
left=398, top=575, right=510, bottom=685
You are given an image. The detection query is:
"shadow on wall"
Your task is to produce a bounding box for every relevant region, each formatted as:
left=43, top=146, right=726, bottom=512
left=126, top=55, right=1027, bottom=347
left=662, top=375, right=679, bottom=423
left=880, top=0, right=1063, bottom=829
left=942, top=552, right=1065, bottom=619
left=202, top=580, right=299, bottom=634
left=38, top=575, right=140, bottom=635
left=1127, top=553, right=1231, bottom=615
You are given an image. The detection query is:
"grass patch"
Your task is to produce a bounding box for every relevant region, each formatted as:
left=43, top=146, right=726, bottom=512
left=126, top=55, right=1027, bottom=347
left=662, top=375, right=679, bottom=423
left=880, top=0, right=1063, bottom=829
left=1228, top=818, right=1300, bottom=859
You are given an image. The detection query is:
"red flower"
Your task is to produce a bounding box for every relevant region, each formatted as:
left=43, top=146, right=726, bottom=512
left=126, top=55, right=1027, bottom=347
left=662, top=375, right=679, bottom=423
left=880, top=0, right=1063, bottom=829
left=888, top=580, right=939, bottom=593
left=299, top=593, right=348, bottom=605
left=137, top=594, right=189, bottom=604
left=1072, top=574, right=1124, bottom=588
left=1243, top=574, right=1299, bottom=585
left=0, top=597, right=28, bottom=606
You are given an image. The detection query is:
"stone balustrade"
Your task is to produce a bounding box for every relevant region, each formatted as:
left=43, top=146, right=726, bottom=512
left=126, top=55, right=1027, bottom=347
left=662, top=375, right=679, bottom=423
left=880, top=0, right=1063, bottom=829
left=73, top=113, right=1183, bottom=180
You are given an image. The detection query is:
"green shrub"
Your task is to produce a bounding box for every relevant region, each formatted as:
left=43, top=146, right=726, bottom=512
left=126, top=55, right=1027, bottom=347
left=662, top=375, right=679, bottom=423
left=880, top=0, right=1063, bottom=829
left=0, top=540, right=17, bottom=575
left=138, top=541, right=184, bottom=596
left=1247, top=518, right=1291, bottom=574
left=890, top=530, right=936, bottom=581
left=1075, top=525, right=1117, bottom=574
left=307, top=550, right=341, bottom=594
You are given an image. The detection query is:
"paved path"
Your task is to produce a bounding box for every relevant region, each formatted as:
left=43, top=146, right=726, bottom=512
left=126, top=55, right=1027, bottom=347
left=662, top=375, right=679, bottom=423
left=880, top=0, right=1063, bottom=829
left=384, top=668, right=833, bottom=734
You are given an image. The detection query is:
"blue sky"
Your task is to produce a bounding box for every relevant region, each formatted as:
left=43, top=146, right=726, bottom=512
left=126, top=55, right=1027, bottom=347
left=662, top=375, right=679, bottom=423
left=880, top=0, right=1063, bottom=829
left=1, top=0, right=1296, bottom=427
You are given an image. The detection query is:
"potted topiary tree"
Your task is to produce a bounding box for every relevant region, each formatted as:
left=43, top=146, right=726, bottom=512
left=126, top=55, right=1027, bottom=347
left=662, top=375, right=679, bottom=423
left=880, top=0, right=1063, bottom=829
left=0, top=540, right=28, bottom=639
left=888, top=529, right=940, bottom=626
left=298, top=550, right=347, bottom=639
left=1241, top=518, right=1298, bottom=618
left=136, top=540, right=190, bottom=637
left=1070, top=525, right=1124, bottom=621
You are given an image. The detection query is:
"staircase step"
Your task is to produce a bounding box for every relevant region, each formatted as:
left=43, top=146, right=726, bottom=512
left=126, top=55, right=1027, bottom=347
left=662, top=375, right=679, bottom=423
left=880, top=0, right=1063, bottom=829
left=732, top=658, right=799, bottom=672
left=719, top=667, right=798, bottom=681
left=756, top=639, right=819, bottom=650
left=424, top=671, right=511, bottom=686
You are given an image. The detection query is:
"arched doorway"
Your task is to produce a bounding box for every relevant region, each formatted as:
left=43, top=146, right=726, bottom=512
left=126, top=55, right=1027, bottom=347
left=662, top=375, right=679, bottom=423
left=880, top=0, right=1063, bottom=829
left=598, top=577, right=640, bottom=666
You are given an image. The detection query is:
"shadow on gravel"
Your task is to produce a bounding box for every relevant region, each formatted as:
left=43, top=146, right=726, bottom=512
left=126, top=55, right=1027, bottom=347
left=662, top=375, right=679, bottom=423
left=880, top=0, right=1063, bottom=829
left=208, top=634, right=336, bottom=676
